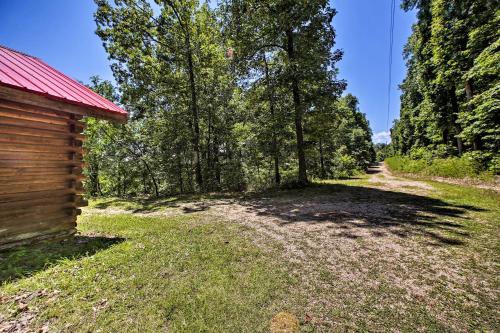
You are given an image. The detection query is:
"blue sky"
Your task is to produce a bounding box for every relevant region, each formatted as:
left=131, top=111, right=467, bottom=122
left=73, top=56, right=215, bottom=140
left=334, top=1, right=415, bottom=142
left=0, top=0, right=415, bottom=143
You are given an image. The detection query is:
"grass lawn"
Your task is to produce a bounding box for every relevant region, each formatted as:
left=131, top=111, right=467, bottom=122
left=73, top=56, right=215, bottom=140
left=1, top=169, right=499, bottom=332
left=0, top=215, right=294, bottom=332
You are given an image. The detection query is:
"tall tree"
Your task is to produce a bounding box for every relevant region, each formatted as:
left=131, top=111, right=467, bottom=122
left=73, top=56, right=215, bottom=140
left=222, top=0, right=345, bottom=185
left=393, top=0, right=499, bottom=165
left=95, top=0, right=236, bottom=192
left=87, top=0, right=375, bottom=197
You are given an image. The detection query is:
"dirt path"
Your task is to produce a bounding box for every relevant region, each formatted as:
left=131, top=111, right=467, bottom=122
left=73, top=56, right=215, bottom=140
left=84, top=170, right=497, bottom=330
left=367, top=162, right=434, bottom=193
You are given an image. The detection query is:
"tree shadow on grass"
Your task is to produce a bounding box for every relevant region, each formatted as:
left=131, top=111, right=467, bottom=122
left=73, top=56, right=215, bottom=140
left=233, top=183, right=486, bottom=247
left=0, top=235, right=124, bottom=284
left=92, top=193, right=238, bottom=214
left=91, top=197, right=182, bottom=211
left=88, top=181, right=486, bottom=247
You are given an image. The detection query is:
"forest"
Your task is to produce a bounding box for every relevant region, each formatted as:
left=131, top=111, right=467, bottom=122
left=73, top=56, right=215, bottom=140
left=390, top=0, right=499, bottom=175
left=83, top=0, right=375, bottom=197
left=2, top=1, right=499, bottom=332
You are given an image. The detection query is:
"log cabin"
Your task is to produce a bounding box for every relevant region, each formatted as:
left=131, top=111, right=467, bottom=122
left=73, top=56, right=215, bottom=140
left=0, top=45, right=127, bottom=250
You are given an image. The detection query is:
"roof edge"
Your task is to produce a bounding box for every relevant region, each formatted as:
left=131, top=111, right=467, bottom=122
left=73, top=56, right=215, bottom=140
left=0, top=44, right=40, bottom=60
left=0, top=84, right=127, bottom=124
left=0, top=45, right=127, bottom=118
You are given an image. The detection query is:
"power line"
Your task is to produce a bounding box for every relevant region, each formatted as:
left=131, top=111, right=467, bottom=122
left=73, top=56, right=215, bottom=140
left=386, top=0, right=396, bottom=143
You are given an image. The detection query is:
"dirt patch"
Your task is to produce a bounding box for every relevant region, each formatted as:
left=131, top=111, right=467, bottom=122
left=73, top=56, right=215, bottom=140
left=82, top=172, right=498, bottom=331
left=368, top=163, right=434, bottom=193
left=203, top=190, right=495, bottom=330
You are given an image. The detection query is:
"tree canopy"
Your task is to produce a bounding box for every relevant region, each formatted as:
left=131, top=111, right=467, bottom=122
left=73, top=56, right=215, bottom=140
left=84, top=0, right=377, bottom=197
left=391, top=0, right=499, bottom=171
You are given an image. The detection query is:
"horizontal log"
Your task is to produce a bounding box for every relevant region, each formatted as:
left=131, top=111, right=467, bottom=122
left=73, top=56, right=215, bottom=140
left=0, top=227, right=76, bottom=251
left=0, top=204, right=77, bottom=221
left=0, top=124, right=85, bottom=140
left=0, top=175, right=84, bottom=187
left=75, top=195, right=88, bottom=207
left=0, top=160, right=82, bottom=168
left=0, top=132, right=83, bottom=147
left=74, top=181, right=84, bottom=192
left=0, top=171, right=83, bottom=181
left=0, top=114, right=85, bottom=134
left=0, top=188, right=82, bottom=203
left=0, top=194, right=75, bottom=211
left=0, top=218, right=77, bottom=243
left=0, top=106, right=82, bottom=127
left=0, top=181, right=69, bottom=195
left=0, top=115, right=70, bottom=133
left=0, top=151, right=82, bottom=161
left=0, top=207, right=80, bottom=226
left=0, top=214, right=77, bottom=234
left=0, top=142, right=82, bottom=153
left=0, top=166, right=81, bottom=177
left=0, top=86, right=127, bottom=123
left=0, top=99, right=76, bottom=120
left=3, top=208, right=79, bottom=224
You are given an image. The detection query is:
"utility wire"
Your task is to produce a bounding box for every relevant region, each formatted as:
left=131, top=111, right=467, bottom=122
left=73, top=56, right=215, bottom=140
left=386, top=0, right=396, bottom=143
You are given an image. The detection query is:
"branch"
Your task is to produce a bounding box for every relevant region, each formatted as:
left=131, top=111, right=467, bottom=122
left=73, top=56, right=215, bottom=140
left=164, top=0, right=188, bottom=34
left=245, top=43, right=285, bottom=61
left=128, top=3, right=177, bottom=54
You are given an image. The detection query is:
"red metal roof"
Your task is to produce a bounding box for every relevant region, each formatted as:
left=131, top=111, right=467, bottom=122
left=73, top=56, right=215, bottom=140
left=0, top=45, right=127, bottom=118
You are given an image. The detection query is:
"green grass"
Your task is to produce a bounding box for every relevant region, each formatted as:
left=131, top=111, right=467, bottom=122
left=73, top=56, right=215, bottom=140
left=88, top=192, right=239, bottom=212
left=386, top=156, right=496, bottom=180
left=0, top=214, right=292, bottom=332
left=1, top=174, right=499, bottom=332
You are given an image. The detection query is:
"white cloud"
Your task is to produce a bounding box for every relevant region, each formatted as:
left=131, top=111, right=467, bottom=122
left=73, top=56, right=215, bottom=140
left=372, top=131, right=391, bottom=144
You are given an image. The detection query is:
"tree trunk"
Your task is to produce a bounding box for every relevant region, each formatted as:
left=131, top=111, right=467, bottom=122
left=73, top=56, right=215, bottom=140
left=465, top=80, right=480, bottom=150
left=286, top=29, right=307, bottom=185
left=142, top=171, right=148, bottom=195
left=319, top=138, right=326, bottom=179
left=186, top=34, right=203, bottom=191
left=95, top=163, right=103, bottom=196
left=207, top=104, right=215, bottom=191
left=213, top=136, right=221, bottom=188
left=457, top=135, right=464, bottom=155
left=117, top=174, right=122, bottom=197
left=263, top=53, right=281, bottom=187
left=141, top=159, right=159, bottom=197
left=97, top=175, right=103, bottom=196
left=177, top=151, right=184, bottom=194
left=450, top=86, right=463, bottom=155
left=89, top=162, right=100, bottom=196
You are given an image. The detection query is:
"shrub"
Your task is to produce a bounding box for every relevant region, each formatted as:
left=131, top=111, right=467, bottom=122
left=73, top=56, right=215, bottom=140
left=385, top=155, right=497, bottom=180
left=386, top=156, right=427, bottom=174
left=409, top=147, right=431, bottom=161
left=432, top=144, right=458, bottom=158
left=461, top=151, right=490, bottom=172
left=425, top=157, right=477, bottom=178
left=331, top=154, right=357, bottom=179
left=489, top=155, right=500, bottom=174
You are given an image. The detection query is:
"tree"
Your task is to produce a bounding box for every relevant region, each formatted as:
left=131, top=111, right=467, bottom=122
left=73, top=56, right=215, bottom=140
left=95, top=0, right=237, bottom=192
left=87, top=0, right=376, bottom=196
left=393, top=0, right=499, bottom=169
left=84, top=76, right=120, bottom=196
left=222, top=0, right=345, bottom=185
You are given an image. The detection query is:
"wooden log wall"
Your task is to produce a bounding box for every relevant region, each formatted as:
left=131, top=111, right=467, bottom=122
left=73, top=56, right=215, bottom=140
left=0, top=98, right=88, bottom=250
